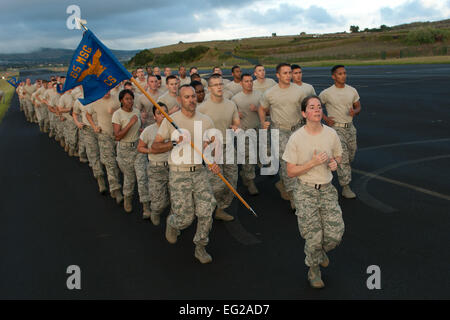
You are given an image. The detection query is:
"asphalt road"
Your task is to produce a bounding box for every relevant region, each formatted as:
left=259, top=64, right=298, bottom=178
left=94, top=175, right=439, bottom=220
left=1, top=64, right=449, bottom=299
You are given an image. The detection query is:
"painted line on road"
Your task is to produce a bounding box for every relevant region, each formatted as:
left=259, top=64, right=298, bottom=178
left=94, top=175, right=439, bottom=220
left=354, top=154, right=450, bottom=213
left=353, top=168, right=450, bottom=202
left=360, top=138, right=450, bottom=152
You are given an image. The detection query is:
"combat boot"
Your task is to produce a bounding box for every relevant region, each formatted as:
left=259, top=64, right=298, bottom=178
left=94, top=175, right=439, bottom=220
left=64, top=144, right=69, bottom=153
left=111, top=189, right=124, bottom=205
left=165, top=220, right=179, bottom=244
left=68, top=148, right=74, bottom=157
left=247, top=179, right=259, bottom=196
left=74, top=150, right=79, bottom=157
left=49, top=131, right=54, bottom=138
left=124, top=195, right=133, bottom=213
left=150, top=212, right=161, bottom=226
left=342, top=185, right=356, bottom=199
left=194, top=245, right=212, bottom=264
left=320, top=254, right=329, bottom=268
left=275, top=180, right=291, bottom=200
left=97, top=176, right=107, bottom=194
left=39, top=125, right=43, bottom=132
left=308, top=266, right=325, bottom=289
left=142, top=202, right=151, bottom=220
left=55, top=135, right=60, bottom=142
left=79, top=157, right=89, bottom=163
left=60, top=139, right=65, bottom=148
left=240, top=173, right=249, bottom=187
left=214, top=208, right=234, bottom=221
left=43, top=125, right=49, bottom=133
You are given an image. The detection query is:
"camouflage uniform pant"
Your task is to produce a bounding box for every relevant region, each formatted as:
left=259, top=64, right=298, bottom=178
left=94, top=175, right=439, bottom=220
left=34, top=104, right=43, bottom=122
left=64, top=120, right=78, bottom=151
left=293, top=182, right=345, bottom=267
left=279, top=129, right=299, bottom=193
left=116, top=141, right=138, bottom=197
left=83, top=126, right=104, bottom=178
left=56, top=118, right=66, bottom=140
left=239, top=131, right=258, bottom=181
left=135, top=152, right=150, bottom=203
left=48, top=111, right=58, bottom=135
left=97, top=133, right=121, bottom=193
left=39, top=104, right=49, bottom=127
left=334, top=124, right=357, bottom=186
left=78, top=125, right=88, bottom=160
left=147, top=164, right=170, bottom=215
left=208, top=155, right=238, bottom=210
left=168, top=168, right=216, bottom=246
left=24, top=99, right=34, bottom=120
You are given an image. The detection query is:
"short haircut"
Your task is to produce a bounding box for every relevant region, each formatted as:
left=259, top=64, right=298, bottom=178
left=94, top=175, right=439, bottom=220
left=189, top=67, right=198, bottom=72
left=190, top=73, right=200, bottom=79
left=212, top=66, right=220, bottom=72
left=153, top=102, right=167, bottom=115
left=301, top=95, right=322, bottom=112
left=331, top=65, right=345, bottom=74
left=147, top=74, right=157, bottom=82
left=276, top=63, right=291, bottom=73
left=207, top=73, right=222, bottom=85
left=60, top=76, right=66, bottom=79
left=124, top=81, right=133, bottom=87
left=291, top=64, right=302, bottom=71
left=231, top=65, right=240, bottom=73
left=155, top=75, right=161, bottom=80
left=178, top=65, right=185, bottom=70
left=166, top=75, right=178, bottom=84
left=190, top=80, right=203, bottom=88
left=178, top=84, right=194, bottom=95
left=119, top=89, right=134, bottom=102
left=254, top=64, right=263, bottom=70
left=241, top=73, right=253, bottom=81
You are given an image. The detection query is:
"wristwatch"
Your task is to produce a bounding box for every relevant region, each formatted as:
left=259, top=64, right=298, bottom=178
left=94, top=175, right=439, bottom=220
left=171, top=140, right=177, bottom=147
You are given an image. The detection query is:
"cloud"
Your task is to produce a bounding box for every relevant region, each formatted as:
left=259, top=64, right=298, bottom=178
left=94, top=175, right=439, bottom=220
left=380, top=0, right=443, bottom=24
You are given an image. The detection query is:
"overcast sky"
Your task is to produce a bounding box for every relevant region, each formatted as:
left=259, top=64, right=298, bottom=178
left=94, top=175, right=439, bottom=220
left=0, top=0, right=449, bottom=53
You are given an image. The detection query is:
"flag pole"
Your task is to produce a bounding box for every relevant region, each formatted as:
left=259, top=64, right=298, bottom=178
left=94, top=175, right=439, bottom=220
left=130, top=78, right=258, bottom=217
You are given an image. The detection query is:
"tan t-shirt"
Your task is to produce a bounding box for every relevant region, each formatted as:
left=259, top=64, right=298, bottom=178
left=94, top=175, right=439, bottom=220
left=157, top=110, right=214, bottom=167
left=73, top=100, right=92, bottom=126
left=225, top=81, right=243, bottom=96
left=23, top=84, right=36, bottom=100
left=49, top=92, right=61, bottom=108
left=136, top=90, right=162, bottom=113
left=179, top=76, right=191, bottom=86
left=140, top=123, right=169, bottom=162
left=253, top=78, right=277, bottom=94
left=157, top=92, right=180, bottom=111
left=294, top=82, right=316, bottom=96
left=112, top=108, right=142, bottom=142
left=133, top=78, right=147, bottom=91
left=197, top=98, right=240, bottom=139
left=58, top=92, right=75, bottom=121
left=260, top=84, right=311, bottom=127
left=86, top=97, right=120, bottom=135
left=282, top=125, right=343, bottom=184
left=231, top=91, right=262, bottom=130
left=71, top=87, right=83, bottom=100
left=32, top=87, right=44, bottom=104
left=319, top=84, right=360, bottom=124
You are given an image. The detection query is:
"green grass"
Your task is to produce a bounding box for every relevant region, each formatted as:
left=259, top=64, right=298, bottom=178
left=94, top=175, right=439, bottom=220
left=0, top=79, right=16, bottom=123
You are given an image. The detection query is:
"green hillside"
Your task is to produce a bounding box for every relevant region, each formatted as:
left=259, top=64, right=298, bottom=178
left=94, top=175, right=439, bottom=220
left=127, top=19, right=450, bottom=68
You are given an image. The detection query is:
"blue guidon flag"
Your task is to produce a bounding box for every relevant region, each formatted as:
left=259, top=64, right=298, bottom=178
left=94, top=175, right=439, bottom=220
left=60, top=29, right=132, bottom=105
left=7, top=77, right=20, bottom=88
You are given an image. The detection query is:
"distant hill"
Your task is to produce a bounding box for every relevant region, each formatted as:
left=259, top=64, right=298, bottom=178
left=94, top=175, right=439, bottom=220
left=0, top=47, right=140, bottom=67
left=127, top=19, right=450, bottom=68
